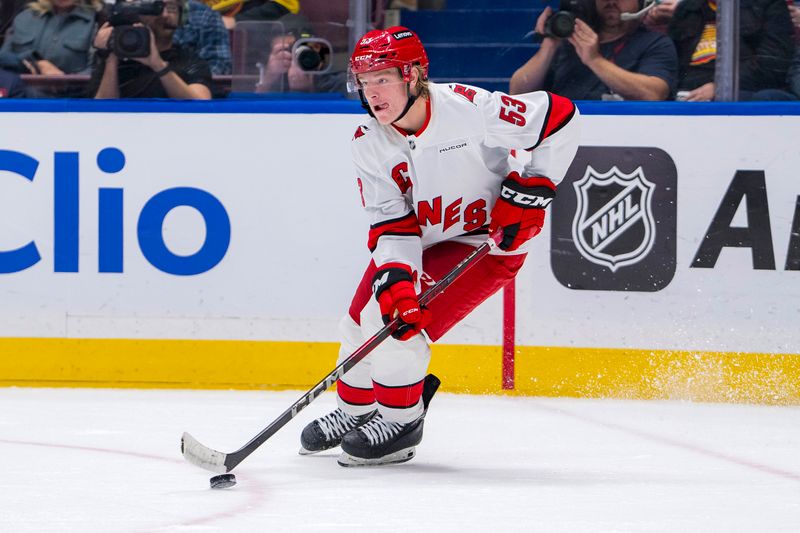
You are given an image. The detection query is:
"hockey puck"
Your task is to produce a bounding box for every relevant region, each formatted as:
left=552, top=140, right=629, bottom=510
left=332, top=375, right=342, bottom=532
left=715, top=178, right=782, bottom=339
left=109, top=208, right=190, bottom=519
left=209, top=473, right=237, bottom=489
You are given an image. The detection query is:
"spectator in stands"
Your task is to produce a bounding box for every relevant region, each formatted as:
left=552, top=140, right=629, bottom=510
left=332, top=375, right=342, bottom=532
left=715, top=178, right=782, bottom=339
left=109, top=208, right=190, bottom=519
left=789, top=1, right=800, bottom=98
left=89, top=0, right=212, bottom=98
left=0, top=0, right=101, bottom=75
left=235, top=0, right=296, bottom=24
left=173, top=0, right=231, bottom=75
left=668, top=0, right=795, bottom=101
left=216, top=0, right=297, bottom=31
left=0, top=0, right=29, bottom=48
left=790, top=47, right=800, bottom=98
left=0, top=65, right=25, bottom=95
left=642, top=0, right=678, bottom=33
left=789, top=1, right=800, bottom=36
left=509, top=0, right=677, bottom=100
left=253, top=13, right=344, bottom=94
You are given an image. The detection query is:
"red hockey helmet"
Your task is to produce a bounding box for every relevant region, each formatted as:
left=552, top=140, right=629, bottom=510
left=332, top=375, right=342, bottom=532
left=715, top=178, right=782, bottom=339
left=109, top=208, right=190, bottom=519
left=349, top=26, right=429, bottom=85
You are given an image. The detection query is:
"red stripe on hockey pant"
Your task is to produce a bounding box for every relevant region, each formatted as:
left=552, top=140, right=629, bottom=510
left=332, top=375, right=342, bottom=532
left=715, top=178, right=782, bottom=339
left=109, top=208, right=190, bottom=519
left=420, top=241, right=526, bottom=342
left=337, top=380, right=376, bottom=406
left=373, top=379, right=425, bottom=409
left=367, top=212, right=421, bottom=252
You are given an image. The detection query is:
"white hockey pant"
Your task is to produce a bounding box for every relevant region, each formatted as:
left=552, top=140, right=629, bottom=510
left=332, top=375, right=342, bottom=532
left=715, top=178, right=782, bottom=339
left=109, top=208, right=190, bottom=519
left=336, top=296, right=430, bottom=423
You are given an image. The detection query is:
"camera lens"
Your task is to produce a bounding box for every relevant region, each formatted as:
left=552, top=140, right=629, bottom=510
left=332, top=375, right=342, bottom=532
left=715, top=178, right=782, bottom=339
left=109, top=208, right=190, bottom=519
left=112, top=26, right=151, bottom=58
left=119, top=29, right=145, bottom=52
left=294, top=45, right=321, bottom=70
left=547, top=11, right=576, bottom=39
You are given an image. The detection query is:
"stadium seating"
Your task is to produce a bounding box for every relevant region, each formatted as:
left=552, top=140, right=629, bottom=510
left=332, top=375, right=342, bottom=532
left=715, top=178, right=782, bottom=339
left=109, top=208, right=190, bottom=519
left=400, top=0, right=555, bottom=92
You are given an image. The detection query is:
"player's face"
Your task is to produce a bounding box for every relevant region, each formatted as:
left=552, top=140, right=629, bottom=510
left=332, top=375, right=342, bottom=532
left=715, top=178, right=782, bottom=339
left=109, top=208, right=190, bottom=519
left=357, top=68, right=409, bottom=125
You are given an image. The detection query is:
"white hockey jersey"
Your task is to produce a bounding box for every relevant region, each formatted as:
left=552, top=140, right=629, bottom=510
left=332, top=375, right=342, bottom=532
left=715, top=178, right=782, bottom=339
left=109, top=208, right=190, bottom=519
left=351, top=81, right=581, bottom=276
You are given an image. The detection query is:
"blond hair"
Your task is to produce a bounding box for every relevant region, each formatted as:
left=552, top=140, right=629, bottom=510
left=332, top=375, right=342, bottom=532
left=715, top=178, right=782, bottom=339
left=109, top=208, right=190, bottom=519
left=412, top=64, right=430, bottom=100
left=29, top=0, right=104, bottom=15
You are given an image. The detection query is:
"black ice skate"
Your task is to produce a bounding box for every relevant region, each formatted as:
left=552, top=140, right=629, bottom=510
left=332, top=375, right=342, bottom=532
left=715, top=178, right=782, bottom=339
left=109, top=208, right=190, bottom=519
left=299, top=408, right=376, bottom=455
left=338, top=412, right=424, bottom=466
left=337, top=374, right=440, bottom=467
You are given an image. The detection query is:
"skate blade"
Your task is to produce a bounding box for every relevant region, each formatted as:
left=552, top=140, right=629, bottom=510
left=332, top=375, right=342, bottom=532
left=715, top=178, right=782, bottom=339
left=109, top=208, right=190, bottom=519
left=299, top=441, right=344, bottom=455
left=298, top=446, right=316, bottom=456
left=337, top=447, right=416, bottom=467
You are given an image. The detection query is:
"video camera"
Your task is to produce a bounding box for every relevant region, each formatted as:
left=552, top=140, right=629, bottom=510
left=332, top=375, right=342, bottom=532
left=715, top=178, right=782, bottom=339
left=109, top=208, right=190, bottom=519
left=107, top=0, right=165, bottom=58
left=543, top=0, right=597, bottom=39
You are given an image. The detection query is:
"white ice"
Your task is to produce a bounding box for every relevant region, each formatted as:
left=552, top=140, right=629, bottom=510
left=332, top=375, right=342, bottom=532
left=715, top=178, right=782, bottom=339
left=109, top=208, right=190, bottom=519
left=2, top=387, right=800, bottom=532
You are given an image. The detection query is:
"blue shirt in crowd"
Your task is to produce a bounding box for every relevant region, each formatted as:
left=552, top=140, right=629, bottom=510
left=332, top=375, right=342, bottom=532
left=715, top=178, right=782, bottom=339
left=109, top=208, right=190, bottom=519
left=546, top=26, right=678, bottom=100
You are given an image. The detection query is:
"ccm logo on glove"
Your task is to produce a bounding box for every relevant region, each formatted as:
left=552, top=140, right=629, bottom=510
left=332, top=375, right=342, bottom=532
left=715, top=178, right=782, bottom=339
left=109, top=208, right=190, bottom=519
left=500, top=184, right=554, bottom=208
left=372, top=263, right=432, bottom=341
left=489, top=172, right=556, bottom=251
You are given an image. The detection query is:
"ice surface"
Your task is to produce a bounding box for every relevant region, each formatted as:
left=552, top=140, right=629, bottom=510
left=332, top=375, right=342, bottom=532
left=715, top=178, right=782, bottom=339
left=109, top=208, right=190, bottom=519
left=1, top=388, right=799, bottom=532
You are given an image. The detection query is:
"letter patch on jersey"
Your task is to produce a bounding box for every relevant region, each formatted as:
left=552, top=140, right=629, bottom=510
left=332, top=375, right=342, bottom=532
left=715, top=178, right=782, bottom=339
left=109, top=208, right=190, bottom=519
left=417, top=196, right=488, bottom=234
left=452, top=84, right=477, bottom=103
left=391, top=162, right=412, bottom=193
left=353, top=125, right=369, bottom=140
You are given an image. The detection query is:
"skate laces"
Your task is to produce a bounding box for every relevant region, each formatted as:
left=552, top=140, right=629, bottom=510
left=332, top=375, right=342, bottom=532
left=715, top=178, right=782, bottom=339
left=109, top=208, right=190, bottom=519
left=358, top=415, right=404, bottom=446
left=317, top=409, right=362, bottom=441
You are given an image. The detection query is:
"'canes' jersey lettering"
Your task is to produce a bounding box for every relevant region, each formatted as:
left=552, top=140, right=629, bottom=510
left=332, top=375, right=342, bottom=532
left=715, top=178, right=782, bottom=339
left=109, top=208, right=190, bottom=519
left=351, top=82, right=580, bottom=276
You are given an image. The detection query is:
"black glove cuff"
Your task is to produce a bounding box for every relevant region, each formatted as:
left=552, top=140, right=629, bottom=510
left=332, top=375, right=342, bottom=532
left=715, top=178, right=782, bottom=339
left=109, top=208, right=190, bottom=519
left=500, top=179, right=556, bottom=209
left=372, top=267, right=413, bottom=301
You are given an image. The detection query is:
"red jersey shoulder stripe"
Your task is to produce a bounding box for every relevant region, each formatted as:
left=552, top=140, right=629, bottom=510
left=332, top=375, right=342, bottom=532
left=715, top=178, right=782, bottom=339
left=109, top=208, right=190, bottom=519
left=526, top=92, right=576, bottom=151
left=367, top=211, right=421, bottom=252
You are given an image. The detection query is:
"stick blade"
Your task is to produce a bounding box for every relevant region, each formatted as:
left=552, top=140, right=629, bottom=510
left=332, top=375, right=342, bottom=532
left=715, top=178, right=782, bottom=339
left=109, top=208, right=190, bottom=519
left=181, top=432, right=229, bottom=474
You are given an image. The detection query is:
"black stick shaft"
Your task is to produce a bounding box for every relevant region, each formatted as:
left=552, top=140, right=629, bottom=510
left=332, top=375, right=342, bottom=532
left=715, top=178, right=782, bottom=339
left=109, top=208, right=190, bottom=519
left=222, top=233, right=499, bottom=472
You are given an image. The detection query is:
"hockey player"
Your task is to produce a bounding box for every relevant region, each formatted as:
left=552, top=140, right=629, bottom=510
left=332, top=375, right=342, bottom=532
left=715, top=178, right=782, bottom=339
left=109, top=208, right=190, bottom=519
left=300, top=27, right=580, bottom=466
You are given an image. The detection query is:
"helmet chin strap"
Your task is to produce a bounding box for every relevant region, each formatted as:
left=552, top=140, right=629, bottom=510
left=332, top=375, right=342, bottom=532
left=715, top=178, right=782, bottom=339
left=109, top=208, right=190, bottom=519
left=358, top=83, right=418, bottom=125
left=392, top=85, right=418, bottom=124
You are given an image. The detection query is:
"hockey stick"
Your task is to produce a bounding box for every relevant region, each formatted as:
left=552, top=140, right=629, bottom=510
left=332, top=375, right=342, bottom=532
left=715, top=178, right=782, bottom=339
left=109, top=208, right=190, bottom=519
left=181, top=230, right=502, bottom=474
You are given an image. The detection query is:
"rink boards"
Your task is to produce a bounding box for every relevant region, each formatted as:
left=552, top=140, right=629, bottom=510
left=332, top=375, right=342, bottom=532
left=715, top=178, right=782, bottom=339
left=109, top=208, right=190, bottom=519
left=0, top=101, right=798, bottom=403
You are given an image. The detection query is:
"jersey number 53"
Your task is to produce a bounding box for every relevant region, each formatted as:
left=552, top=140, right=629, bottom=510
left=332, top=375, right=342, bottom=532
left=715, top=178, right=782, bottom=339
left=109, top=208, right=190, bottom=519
left=498, top=95, right=527, bottom=127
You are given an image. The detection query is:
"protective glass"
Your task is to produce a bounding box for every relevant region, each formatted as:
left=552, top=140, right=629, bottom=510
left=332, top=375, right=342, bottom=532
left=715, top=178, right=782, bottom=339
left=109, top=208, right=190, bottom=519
left=346, top=68, right=408, bottom=94
left=231, top=20, right=345, bottom=95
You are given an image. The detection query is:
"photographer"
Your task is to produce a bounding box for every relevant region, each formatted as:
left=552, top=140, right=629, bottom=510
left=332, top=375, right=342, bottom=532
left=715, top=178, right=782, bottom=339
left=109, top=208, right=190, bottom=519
left=510, top=0, right=677, bottom=101
left=253, top=13, right=345, bottom=94
left=89, top=0, right=211, bottom=98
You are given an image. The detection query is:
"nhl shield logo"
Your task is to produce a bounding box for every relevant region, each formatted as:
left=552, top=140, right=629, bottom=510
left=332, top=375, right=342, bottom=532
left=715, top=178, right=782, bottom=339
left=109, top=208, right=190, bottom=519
left=572, top=165, right=656, bottom=272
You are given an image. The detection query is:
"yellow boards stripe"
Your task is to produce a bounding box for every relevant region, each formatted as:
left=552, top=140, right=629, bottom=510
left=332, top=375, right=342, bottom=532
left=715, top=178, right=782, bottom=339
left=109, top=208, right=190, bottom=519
left=0, top=338, right=797, bottom=404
